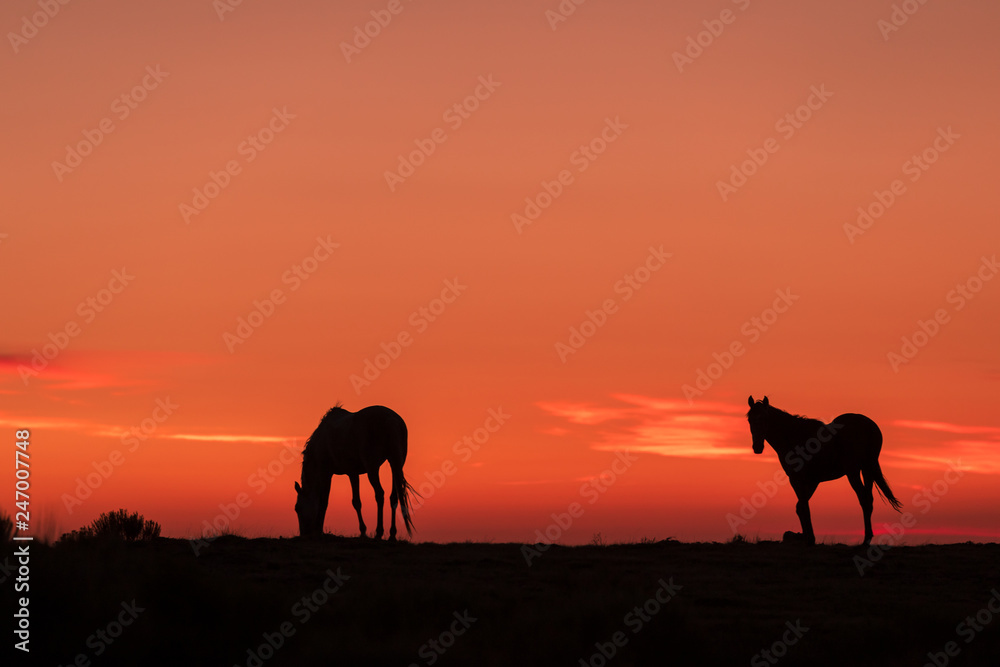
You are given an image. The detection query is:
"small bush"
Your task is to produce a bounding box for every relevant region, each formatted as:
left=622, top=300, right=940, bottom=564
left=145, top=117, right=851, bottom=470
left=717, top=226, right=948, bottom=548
left=0, top=510, right=13, bottom=543
left=60, top=509, right=161, bottom=543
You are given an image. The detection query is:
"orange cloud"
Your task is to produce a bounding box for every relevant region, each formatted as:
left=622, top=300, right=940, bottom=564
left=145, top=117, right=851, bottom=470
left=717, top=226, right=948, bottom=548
left=539, top=394, right=753, bottom=461
left=163, top=434, right=299, bottom=445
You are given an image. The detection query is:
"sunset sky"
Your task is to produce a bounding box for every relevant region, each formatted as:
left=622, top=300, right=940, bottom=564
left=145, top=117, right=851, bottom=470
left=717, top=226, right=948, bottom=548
left=2, top=0, right=998, bottom=546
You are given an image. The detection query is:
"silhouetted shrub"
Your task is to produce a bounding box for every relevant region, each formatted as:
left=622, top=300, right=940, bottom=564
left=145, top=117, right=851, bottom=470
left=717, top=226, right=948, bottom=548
left=60, top=509, right=161, bottom=543
left=0, top=510, right=13, bottom=543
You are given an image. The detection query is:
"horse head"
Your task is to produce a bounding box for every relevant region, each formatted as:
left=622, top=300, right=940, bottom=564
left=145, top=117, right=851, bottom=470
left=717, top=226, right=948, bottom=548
left=294, top=481, right=322, bottom=537
left=746, top=395, right=770, bottom=454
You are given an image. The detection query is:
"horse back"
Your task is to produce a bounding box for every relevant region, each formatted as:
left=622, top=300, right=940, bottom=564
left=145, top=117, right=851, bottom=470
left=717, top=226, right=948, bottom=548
left=831, top=413, right=881, bottom=441
left=783, top=413, right=882, bottom=483
left=337, top=406, right=407, bottom=473
left=355, top=406, right=405, bottom=434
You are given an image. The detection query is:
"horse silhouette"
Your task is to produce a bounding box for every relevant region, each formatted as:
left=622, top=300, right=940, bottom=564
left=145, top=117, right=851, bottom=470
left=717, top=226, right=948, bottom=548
left=746, top=395, right=902, bottom=545
left=294, top=404, right=418, bottom=539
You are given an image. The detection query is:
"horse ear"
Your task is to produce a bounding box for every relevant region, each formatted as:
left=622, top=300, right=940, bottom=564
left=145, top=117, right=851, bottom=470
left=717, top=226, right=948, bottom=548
left=294, top=481, right=301, bottom=494
left=762, top=396, right=769, bottom=407
left=748, top=395, right=754, bottom=407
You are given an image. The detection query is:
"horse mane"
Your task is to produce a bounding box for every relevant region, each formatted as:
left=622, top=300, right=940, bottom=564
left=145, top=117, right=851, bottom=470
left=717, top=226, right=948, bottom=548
left=302, top=402, right=349, bottom=470
left=760, top=403, right=825, bottom=433
left=318, top=401, right=347, bottom=423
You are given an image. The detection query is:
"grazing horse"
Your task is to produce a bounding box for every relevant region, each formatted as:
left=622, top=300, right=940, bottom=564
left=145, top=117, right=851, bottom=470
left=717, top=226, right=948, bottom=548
left=745, top=396, right=902, bottom=545
left=294, top=404, right=417, bottom=540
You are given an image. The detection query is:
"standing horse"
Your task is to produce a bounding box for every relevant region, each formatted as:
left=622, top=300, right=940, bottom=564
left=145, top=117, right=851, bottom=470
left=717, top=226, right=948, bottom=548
left=294, top=404, right=418, bottom=539
left=745, top=396, right=902, bottom=545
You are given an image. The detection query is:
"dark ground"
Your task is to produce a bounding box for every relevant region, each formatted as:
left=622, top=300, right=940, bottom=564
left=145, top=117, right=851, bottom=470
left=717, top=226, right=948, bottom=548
left=4, top=537, right=999, bottom=666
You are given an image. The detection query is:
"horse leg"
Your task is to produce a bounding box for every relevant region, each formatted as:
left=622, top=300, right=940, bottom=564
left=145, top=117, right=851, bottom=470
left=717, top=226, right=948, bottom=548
left=349, top=474, right=366, bottom=538
left=791, top=480, right=818, bottom=545
left=387, top=465, right=401, bottom=541
left=367, top=469, right=385, bottom=540
left=848, top=471, right=875, bottom=545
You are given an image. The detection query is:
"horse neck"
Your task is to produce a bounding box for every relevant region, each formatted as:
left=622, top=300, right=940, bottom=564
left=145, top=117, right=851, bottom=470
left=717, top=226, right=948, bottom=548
left=304, top=413, right=351, bottom=471
left=301, top=455, right=331, bottom=527
left=764, top=407, right=815, bottom=456
left=302, top=447, right=332, bottom=486
left=315, top=412, right=359, bottom=466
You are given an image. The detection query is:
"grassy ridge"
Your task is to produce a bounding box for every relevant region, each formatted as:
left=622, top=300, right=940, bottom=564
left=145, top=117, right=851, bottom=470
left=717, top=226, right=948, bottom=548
left=6, top=538, right=1000, bottom=666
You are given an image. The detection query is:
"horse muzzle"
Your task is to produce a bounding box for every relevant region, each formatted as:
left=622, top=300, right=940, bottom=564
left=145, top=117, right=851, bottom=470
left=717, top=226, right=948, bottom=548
left=752, top=442, right=764, bottom=454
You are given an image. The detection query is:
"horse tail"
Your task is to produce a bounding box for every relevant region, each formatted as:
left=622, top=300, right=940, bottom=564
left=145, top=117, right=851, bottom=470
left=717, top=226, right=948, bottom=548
left=396, top=473, right=420, bottom=537
left=868, top=462, right=903, bottom=512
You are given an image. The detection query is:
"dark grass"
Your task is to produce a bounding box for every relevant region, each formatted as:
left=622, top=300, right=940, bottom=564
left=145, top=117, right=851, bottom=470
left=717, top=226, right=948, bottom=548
left=4, top=537, right=999, bottom=666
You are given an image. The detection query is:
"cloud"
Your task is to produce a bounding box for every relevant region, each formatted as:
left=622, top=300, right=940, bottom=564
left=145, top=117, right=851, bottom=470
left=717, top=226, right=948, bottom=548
left=0, top=350, right=216, bottom=392
left=538, top=394, right=755, bottom=462
left=0, top=413, right=91, bottom=431
left=162, top=434, right=299, bottom=445
left=894, top=419, right=1000, bottom=436
left=534, top=401, right=634, bottom=426
left=888, top=419, right=1000, bottom=474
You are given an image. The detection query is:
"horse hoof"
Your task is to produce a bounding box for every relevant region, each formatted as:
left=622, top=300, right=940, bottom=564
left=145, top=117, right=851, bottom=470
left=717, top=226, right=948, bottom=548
left=782, top=531, right=802, bottom=543
left=388, top=535, right=397, bottom=543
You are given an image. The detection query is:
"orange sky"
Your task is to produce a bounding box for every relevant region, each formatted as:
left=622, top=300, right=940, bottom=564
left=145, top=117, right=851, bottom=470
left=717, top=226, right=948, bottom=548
left=2, top=0, right=999, bottom=545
